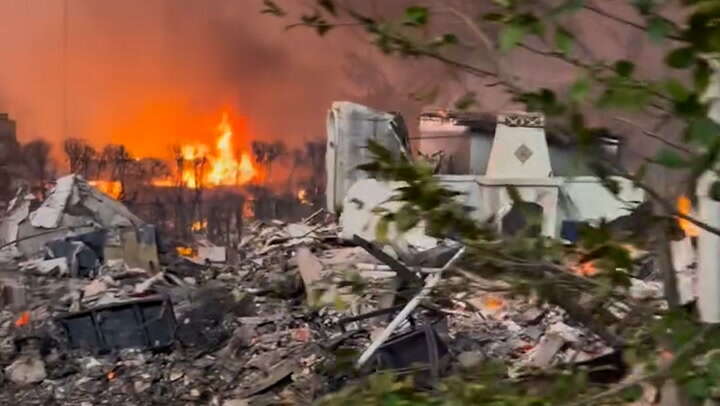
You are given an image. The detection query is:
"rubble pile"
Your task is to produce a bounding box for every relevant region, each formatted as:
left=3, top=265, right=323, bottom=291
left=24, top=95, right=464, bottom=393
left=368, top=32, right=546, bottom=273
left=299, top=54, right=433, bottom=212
left=0, top=175, right=681, bottom=405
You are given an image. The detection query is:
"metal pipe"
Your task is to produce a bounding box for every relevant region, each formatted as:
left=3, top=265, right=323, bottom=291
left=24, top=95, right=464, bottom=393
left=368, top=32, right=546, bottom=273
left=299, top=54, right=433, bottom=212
left=355, top=247, right=465, bottom=369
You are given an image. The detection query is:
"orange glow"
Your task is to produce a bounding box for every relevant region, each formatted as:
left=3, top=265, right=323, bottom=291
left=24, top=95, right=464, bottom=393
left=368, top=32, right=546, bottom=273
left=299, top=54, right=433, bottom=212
left=573, top=261, right=599, bottom=277
left=89, top=180, right=123, bottom=199
left=243, top=197, right=255, bottom=219
left=176, top=246, right=193, bottom=256
left=150, top=112, right=261, bottom=189
left=107, top=371, right=117, bottom=381
left=482, top=296, right=505, bottom=311
left=677, top=195, right=699, bottom=237
left=14, top=311, right=30, bottom=328
left=297, top=189, right=311, bottom=205
left=191, top=220, right=207, bottom=232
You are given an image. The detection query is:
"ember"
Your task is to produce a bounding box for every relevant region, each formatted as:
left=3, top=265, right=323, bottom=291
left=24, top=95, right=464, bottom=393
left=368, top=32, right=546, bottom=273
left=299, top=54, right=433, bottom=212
left=14, top=311, right=30, bottom=327
left=297, top=188, right=311, bottom=205
left=176, top=246, right=193, bottom=256
left=677, top=195, right=699, bottom=237
left=191, top=220, right=208, bottom=232
left=573, top=261, right=599, bottom=277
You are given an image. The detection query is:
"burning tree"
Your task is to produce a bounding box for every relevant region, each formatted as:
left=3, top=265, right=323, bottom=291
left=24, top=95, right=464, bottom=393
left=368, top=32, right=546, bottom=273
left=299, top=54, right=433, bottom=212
left=267, top=0, right=720, bottom=404
left=63, top=138, right=96, bottom=178
left=21, top=139, right=53, bottom=197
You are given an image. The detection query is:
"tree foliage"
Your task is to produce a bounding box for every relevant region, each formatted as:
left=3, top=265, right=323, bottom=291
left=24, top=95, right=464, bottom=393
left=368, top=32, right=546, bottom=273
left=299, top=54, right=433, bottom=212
left=264, top=0, right=720, bottom=404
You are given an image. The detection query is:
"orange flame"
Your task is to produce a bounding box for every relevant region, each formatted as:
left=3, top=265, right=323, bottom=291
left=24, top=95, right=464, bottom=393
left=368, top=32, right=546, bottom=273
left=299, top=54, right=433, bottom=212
left=191, top=220, right=207, bottom=232
left=107, top=371, right=117, bottom=380
left=15, top=311, right=30, bottom=327
left=176, top=246, right=193, bottom=256
left=677, top=195, right=699, bottom=237
left=573, top=261, right=599, bottom=277
left=243, top=197, right=255, bottom=219
left=297, top=189, right=311, bottom=205
left=153, top=112, right=259, bottom=189
left=89, top=180, right=123, bottom=199
left=482, top=296, right=506, bottom=311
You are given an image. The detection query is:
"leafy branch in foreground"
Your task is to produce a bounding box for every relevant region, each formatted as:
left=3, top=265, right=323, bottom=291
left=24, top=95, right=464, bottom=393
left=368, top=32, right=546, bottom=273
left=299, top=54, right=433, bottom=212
left=262, top=0, right=720, bottom=404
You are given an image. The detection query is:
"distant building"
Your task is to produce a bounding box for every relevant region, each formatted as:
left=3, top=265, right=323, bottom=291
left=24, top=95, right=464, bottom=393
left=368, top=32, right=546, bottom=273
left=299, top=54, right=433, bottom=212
left=416, top=109, right=621, bottom=176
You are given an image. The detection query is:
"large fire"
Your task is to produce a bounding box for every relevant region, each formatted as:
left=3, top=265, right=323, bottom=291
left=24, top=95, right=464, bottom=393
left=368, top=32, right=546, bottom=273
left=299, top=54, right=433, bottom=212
left=154, top=112, right=259, bottom=189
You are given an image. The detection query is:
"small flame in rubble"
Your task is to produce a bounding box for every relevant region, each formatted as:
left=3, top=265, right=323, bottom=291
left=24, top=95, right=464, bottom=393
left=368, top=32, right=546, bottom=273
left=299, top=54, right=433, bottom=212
left=15, top=311, right=30, bottom=328
left=482, top=296, right=505, bottom=312
left=107, top=371, right=117, bottom=381
left=191, top=220, right=208, bottom=232
left=89, top=180, right=123, bottom=199
left=243, top=197, right=255, bottom=219
left=297, top=188, right=311, bottom=205
left=573, top=261, right=599, bottom=277
left=677, top=195, right=699, bottom=237
left=176, top=246, right=193, bottom=257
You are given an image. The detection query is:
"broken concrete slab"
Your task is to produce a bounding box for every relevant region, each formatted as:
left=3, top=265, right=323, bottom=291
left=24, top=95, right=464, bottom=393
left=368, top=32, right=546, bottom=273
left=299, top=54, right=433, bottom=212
left=326, top=101, right=410, bottom=214
left=529, top=333, right=565, bottom=368
left=340, top=179, right=438, bottom=250
left=5, top=355, right=46, bottom=385
left=20, top=257, right=69, bottom=276
left=0, top=187, right=34, bottom=250
left=198, top=246, right=227, bottom=264
left=296, top=247, right=323, bottom=306
left=0, top=278, right=26, bottom=310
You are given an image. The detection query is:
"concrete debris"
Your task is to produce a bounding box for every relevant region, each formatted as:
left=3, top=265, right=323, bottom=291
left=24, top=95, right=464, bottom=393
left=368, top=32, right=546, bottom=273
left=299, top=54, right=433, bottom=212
left=0, top=162, right=685, bottom=403
left=457, top=351, right=485, bottom=369
left=528, top=333, right=565, bottom=368
left=198, top=246, right=228, bottom=264
left=326, top=101, right=410, bottom=214
left=5, top=355, right=47, bottom=385
left=0, top=174, right=159, bottom=273
left=296, top=247, right=323, bottom=306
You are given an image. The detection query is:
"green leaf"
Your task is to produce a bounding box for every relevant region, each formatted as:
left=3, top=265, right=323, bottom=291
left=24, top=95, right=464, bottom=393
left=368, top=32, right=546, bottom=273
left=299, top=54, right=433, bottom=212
left=317, top=0, right=336, bottom=16
left=404, top=6, right=429, bottom=26
left=614, top=60, right=635, bottom=77
left=688, top=118, right=720, bottom=146
left=454, top=91, right=477, bottom=111
left=664, top=78, right=690, bottom=101
left=570, top=76, right=591, bottom=102
left=654, top=148, right=691, bottom=168
left=430, top=33, right=459, bottom=48
left=685, top=376, right=711, bottom=400
left=483, top=13, right=505, bottom=22
left=376, top=215, right=391, bottom=242
left=261, top=0, right=286, bottom=16
left=597, top=85, right=650, bottom=111
left=550, top=0, right=585, bottom=16
left=499, top=24, right=527, bottom=52
left=555, top=27, right=574, bottom=55
left=665, top=47, right=696, bottom=68
left=395, top=205, right=420, bottom=232
left=694, top=60, right=712, bottom=92
left=648, top=16, right=673, bottom=42
left=632, top=0, right=655, bottom=15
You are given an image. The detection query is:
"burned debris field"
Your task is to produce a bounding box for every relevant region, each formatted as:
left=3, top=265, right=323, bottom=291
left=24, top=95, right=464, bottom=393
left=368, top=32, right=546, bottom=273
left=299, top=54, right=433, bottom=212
left=2, top=1, right=720, bottom=405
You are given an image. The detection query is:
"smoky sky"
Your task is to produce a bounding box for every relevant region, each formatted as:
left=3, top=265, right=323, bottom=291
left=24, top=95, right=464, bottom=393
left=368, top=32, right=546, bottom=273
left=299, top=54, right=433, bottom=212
left=0, top=0, right=432, bottom=161
left=0, top=0, right=684, bottom=187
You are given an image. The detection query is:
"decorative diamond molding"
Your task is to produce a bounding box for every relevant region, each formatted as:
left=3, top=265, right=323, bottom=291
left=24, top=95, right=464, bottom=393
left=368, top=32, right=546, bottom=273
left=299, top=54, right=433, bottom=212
left=499, top=112, right=545, bottom=128
left=514, top=144, right=533, bottom=164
